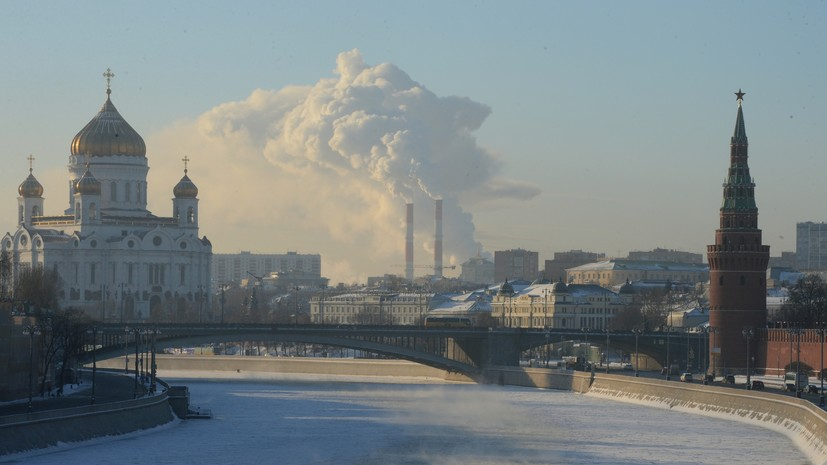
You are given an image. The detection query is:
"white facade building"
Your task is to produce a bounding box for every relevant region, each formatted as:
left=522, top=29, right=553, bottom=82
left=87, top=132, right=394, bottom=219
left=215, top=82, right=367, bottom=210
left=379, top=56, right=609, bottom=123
left=2, top=75, right=212, bottom=322
left=310, top=291, right=433, bottom=325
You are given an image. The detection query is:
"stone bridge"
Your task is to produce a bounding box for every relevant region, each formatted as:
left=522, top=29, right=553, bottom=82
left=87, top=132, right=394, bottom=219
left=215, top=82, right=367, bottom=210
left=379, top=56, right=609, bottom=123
left=82, top=324, right=700, bottom=377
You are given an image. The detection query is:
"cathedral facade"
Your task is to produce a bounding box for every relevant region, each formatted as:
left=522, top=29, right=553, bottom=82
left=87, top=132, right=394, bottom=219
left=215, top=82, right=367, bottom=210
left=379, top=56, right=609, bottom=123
left=2, top=72, right=212, bottom=322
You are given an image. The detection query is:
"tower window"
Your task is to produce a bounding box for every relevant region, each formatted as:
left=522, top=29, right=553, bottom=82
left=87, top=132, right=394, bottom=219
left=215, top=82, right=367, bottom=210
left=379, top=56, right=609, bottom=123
left=719, top=276, right=724, bottom=286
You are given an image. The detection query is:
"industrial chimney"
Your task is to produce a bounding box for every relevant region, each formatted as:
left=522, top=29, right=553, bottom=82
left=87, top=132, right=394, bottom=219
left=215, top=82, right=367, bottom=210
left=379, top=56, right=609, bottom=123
left=405, top=203, right=414, bottom=282
left=434, top=199, right=443, bottom=278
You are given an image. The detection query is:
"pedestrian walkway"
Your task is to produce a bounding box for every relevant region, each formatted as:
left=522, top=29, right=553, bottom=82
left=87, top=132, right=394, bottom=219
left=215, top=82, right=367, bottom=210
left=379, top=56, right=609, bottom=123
left=0, top=370, right=146, bottom=417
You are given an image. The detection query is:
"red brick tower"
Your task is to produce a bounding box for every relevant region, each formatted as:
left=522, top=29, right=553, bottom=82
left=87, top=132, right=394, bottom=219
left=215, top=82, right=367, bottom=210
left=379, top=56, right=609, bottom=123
left=707, top=90, right=770, bottom=376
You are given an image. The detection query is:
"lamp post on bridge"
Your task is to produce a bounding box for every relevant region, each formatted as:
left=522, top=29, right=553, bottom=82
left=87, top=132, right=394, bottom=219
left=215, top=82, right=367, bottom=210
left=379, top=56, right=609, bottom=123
left=632, top=328, right=643, bottom=377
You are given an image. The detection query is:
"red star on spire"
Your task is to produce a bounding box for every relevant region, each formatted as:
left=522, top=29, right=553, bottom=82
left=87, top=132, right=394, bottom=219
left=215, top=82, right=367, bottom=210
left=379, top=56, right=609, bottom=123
left=735, top=89, right=745, bottom=101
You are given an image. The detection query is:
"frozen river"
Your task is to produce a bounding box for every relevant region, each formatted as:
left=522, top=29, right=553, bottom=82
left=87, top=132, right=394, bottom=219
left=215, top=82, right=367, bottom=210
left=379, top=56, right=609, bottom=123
left=2, top=372, right=811, bottom=465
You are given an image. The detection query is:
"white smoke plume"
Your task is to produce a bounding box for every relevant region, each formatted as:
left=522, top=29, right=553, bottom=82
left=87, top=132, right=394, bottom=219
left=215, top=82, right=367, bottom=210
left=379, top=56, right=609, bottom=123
left=148, top=49, right=539, bottom=284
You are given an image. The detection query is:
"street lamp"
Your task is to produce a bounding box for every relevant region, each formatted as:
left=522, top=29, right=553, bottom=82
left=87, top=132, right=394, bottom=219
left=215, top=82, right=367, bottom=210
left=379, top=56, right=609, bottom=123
left=665, top=325, right=672, bottom=381
left=742, top=327, right=754, bottom=390
left=817, top=328, right=826, bottom=407
left=604, top=328, right=611, bottom=374
left=581, top=327, right=590, bottom=364
left=86, top=326, right=99, bottom=404
left=632, top=328, right=643, bottom=377
left=220, top=284, right=227, bottom=324
left=22, top=324, right=41, bottom=412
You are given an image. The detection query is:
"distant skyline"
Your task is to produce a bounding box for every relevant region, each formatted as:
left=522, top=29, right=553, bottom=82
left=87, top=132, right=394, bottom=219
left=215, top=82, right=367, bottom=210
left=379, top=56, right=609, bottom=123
left=1, top=1, right=826, bottom=285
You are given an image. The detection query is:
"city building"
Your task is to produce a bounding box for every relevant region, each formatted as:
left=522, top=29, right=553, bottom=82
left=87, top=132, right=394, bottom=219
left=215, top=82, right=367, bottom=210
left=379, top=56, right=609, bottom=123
left=490, top=280, right=635, bottom=330
left=796, top=222, right=827, bottom=271
left=626, top=248, right=703, bottom=264
left=2, top=73, right=211, bottom=322
left=459, top=251, right=495, bottom=285
left=309, top=291, right=433, bottom=325
left=565, top=260, right=708, bottom=289
left=212, top=251, right=322, bottom=284
left=543, top=250, right=605, bottom=283
left=768, top=251, right=796, bottom=269
left=706, top=90, right=770, bottom=376
left=494, top=249, right=539, bottom=283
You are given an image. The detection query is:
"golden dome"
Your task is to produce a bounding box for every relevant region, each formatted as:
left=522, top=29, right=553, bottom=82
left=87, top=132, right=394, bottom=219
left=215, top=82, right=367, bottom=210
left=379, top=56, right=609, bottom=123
left=173, top=172, right=198, bottom=198
left=75, top=168, right=101, bottom=195
left=70, top=93, right=146, bottom=157
left=18, top=170, right=44, bottom=198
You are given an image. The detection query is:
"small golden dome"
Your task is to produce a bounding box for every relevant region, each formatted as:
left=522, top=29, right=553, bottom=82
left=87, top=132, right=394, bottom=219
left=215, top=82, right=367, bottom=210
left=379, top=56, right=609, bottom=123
left=18, top=170, right=44, bottom=198
left=70, top=94, right=146, bottom=157
left=75, top=168, right=101, bottom=195
left=173, top=173, right=198, bottom=198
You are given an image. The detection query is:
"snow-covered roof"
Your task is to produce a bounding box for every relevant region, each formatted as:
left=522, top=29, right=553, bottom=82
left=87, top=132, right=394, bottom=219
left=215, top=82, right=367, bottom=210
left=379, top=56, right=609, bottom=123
left=567, top=259, right=708, bottom=273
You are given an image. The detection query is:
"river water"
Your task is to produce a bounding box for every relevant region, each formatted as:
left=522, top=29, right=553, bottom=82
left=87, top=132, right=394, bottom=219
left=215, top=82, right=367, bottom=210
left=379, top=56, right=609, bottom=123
left=1, top=372, right=811, bottom=465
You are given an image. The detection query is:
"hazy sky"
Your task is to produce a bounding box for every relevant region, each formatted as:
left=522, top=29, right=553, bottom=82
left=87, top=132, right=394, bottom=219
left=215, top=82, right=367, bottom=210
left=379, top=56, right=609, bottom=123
left=1, top=1, right=825, bottom=285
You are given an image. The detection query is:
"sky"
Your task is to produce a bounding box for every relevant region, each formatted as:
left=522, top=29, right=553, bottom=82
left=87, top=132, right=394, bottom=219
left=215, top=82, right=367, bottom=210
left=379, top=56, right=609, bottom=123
left=1, top=1, right=826, bottom=285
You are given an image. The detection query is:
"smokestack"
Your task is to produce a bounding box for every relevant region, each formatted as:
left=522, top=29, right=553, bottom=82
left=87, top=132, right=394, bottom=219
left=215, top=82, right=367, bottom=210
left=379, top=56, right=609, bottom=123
left=434, top=199, right=443, bottom=278
left=405, top=203, right=414, bottom=282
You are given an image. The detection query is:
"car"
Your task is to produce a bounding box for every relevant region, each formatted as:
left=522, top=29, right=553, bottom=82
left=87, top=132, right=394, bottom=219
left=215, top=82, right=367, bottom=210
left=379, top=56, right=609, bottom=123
left=807, top=384, right=823, bottom=394
left=680, top=373, right=693, bottom=383
left=723, top=375, right=736, bottom=384
left=622, top=363, right=633, bottom=371
left=751, top=380, right=764, bottom=390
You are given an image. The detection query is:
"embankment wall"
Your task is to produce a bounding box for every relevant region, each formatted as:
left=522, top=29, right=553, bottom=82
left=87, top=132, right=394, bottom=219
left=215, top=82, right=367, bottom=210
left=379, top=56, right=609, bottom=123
left=97, top=355, right=475, bottom=382
left=0, top=392, right=174, bottom=456
left=484, top=366, right=827, bottom=465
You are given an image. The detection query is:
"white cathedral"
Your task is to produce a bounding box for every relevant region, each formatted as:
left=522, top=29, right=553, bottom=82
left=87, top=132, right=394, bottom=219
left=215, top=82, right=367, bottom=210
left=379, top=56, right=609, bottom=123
left=2, top=71, right=212, bottom=323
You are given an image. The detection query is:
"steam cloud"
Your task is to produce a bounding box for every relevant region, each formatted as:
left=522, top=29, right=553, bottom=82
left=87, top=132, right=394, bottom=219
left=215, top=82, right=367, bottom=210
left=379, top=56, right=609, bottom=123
left=148, top=49, right=539, bottom=284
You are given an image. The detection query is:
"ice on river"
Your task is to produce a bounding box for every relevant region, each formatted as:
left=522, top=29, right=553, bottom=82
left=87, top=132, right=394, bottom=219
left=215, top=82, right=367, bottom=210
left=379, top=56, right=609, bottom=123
left=2, top=371, right=811, bottom=465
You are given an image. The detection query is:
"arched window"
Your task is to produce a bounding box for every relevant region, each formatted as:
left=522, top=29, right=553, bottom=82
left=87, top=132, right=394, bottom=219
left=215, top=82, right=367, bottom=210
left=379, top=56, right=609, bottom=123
left=137, top=183, right=142, bottom=204
left=31, top=205, right=40, bottom=217
left=187, top=206, right=195, bottom=224
left=173, top=206, right=180, bottom=221
left=125, top=182, right=131, bottom=201
left=18, top=205, right=23, bottom=223
left=75, top=202, right=81, bottom=221
left=110, top=181, right=117, bottom=201
left=89, top=203, right=97, bottom=220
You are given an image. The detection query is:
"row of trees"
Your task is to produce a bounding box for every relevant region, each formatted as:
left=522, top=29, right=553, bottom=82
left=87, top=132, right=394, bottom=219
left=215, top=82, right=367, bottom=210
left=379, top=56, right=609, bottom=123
left=7, top=262, right=94, bottom=395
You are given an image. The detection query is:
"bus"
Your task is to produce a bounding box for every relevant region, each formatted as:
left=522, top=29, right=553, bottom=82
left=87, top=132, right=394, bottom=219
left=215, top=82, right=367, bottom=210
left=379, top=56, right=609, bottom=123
left=784, top=371, right=809, bottom=392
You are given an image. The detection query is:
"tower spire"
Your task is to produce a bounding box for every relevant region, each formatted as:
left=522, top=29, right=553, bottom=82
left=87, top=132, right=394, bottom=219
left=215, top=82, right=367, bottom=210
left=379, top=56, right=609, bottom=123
left=732, top=89, right=747, bottom=144
left=707, top=89, right=769, bottom=378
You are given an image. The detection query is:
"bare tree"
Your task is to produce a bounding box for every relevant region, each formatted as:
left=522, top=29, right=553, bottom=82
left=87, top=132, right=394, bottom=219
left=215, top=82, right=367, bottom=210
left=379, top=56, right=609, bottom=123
left=779, top=274, right=827, bottom=328
left=0, top=250, right=12, bottom=298
left=13, top=264, right=62, bottom=313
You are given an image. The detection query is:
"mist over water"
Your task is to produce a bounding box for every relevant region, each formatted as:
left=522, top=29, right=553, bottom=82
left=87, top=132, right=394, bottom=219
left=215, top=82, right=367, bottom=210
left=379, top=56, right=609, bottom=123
left=3, top=374, right=810, bottom=465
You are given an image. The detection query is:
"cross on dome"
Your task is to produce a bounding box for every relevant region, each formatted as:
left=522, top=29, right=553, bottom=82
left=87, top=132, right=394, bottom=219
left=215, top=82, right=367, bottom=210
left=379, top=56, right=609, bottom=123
left=27, top=154, right=35, bottom=173
left=103, top=68, right=115, bottom=95
left=182, top=155, right=190, bottom=174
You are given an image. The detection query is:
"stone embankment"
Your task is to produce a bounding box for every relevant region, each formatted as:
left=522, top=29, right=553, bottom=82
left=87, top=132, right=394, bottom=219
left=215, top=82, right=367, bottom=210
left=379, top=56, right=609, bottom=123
left=483, top=366, right=827, bottom=465
left=0, top=388, right=174, bottom=456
